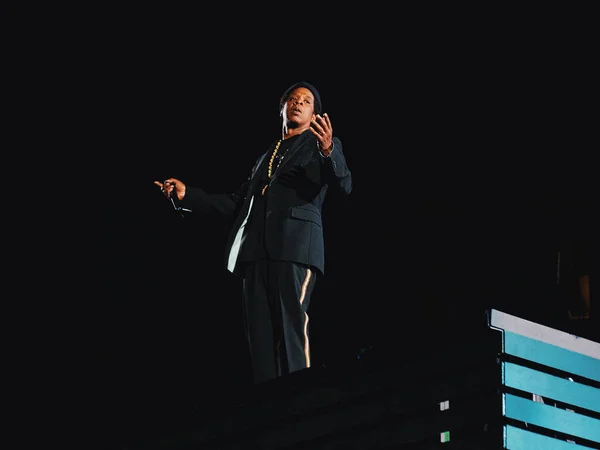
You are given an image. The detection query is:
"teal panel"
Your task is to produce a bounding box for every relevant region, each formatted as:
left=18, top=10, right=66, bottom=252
left=505, top=424, right=596, bottom=449
left=504, top=393, right=600, bottom=443
left=504, top=362, right=600, bottom=413
left=504, top=331, right=600, bottom=382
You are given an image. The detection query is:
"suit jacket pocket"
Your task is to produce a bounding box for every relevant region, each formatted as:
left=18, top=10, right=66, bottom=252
left=289, top=206, right=322, bottom=227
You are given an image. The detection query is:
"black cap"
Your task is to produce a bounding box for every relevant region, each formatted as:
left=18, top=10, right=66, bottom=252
left=279, top=81, right=322, bottom=115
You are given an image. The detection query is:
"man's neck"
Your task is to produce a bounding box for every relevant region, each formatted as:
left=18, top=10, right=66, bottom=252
left=282, top=123, right=310, bottom=140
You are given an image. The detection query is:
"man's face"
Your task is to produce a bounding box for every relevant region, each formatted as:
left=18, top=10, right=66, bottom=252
left=282, top=87, right=316, bottom=127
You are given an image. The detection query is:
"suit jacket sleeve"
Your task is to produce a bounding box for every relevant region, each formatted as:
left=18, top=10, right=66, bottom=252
left=176, top=153, right=264, bottom=219
left=322, top=137, right=352, bottom=197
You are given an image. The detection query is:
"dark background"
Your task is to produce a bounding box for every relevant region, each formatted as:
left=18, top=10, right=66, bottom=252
left=97, top=9, right=595, bottom=447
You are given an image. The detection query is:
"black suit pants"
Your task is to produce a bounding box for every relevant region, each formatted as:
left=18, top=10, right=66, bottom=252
left=241, top=259, right=317, bottom=384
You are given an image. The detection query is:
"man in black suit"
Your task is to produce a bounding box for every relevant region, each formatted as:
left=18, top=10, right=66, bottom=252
left=154, top=81, right=353, bottom=384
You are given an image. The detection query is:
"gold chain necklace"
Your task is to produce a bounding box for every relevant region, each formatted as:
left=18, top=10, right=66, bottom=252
left=262, top=140, right=282, bottom=195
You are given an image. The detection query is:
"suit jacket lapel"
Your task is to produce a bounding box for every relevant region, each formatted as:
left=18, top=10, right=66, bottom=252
left=247, top=141, right=277, bottom=194
left=274, top=131, right=311, bottom=175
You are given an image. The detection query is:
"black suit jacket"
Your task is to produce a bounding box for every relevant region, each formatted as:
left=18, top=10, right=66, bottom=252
left=180, top=130, right=352, bottom=276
